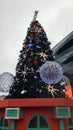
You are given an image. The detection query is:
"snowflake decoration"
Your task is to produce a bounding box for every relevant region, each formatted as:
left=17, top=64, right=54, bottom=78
left=16, top=65, right=34, bottom=78
left=38, top=52, right=48, bottom=61
left=16, top=70, right=27, bottom=78
left=47, top=85, right=59, bottom=98
left=16, top=65, right=27, bottom=78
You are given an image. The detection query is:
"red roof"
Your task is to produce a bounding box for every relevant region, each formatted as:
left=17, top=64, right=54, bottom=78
left=0, top=98, right=73, bottom=108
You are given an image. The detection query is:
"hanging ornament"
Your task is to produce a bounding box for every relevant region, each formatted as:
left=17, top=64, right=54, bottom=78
left=38, top=28, right=42, bottom=33
left=35, top=33, right=39, bottom=40
left=27, top=43, right=32, bottom=48
left=21, top=90, right=27, bottom=94
left=36, top=68, right=40, bottom=73
left=27, top=40, right=33, bottom=48
left=34, top=75, right=37, bottom=79
left=38, top=52, right=48, bottom=61
left=35, top=27, right=41, bottom=33
left=0, top=72, right=14, bottom=96
left=40, top=61, right=63, bottom=84
left=27, top=57, right=32, bottom=65
left=16, top=65, right=27, bottom=78
left=36, top=45, right=41, bottom=49
left=29, top=33, right=35, bottom=39
left=23, top=54, right=26, bottom=59
left=60, top=75, right=70, bottom=86
left=22, top=71, right=27, bottom=78
left=31, top=51, right=34, bottom=56
left=26, top=47, right=33, bottom=52
left=34, top=56, right=38, bottom=65
left=47, top=84, right=59, bottom=98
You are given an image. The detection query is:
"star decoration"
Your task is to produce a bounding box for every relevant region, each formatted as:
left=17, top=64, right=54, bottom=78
left=35, top=27, right=42, bottom=33
left=38, top=52, right=48, bottom=61
left=47, top=85, right=59, bottom=98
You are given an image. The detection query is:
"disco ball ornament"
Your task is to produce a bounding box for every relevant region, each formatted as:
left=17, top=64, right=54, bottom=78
left=0, top=72, right=14, bottom=95
left=40, top=61, right=63, bottom=84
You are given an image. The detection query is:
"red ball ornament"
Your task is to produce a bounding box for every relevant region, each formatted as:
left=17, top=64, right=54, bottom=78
left=28, top=58, right=32, bottom=65
left=34, top=56, right=38, bottom=65
left=31, top=21, right=38, bottom=27
left=30, top=34, right=34, bottom=38
left=35, top=33, right=39, bottom=40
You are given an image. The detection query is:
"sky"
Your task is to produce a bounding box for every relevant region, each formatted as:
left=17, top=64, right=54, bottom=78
left=0, top=0, right=73, bottom=75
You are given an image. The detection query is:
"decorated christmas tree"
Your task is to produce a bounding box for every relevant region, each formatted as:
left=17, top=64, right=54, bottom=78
left=8, top=11, right=65, bottom=98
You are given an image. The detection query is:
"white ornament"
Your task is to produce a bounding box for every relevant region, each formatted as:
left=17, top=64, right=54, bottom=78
left=61, top=75, right=70, bottom=86
left=0, top=72, right=14, bottom=95
left=38, top=52, right=48, bottom=61
left=47, top=84, right=59, bottom=98
left=21, top=90, right=27, bottom=94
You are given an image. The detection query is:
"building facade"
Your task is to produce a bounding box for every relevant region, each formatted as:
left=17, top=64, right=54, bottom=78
left=53, top=31, right=73, bottom=86
left=0, top=98, right=73, bottom=130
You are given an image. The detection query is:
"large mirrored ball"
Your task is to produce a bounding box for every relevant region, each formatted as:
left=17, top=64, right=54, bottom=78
left=0, top=72, right=14, bottom=95
left=40, top=61, right=63, bottom=84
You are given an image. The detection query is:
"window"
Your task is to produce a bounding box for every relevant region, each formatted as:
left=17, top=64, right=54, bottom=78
left=28, top=114, right=50, bottom=130
left=0, top=116, right=8, bottom=130
left=40, top=115, right=49, bottom=128
left=68, top=113, right=73, bottom=130
left=29, top=116, right=37, bottom=128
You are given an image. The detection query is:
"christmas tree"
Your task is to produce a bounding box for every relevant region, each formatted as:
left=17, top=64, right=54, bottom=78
left=8, top=11, right=65, bottom=98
